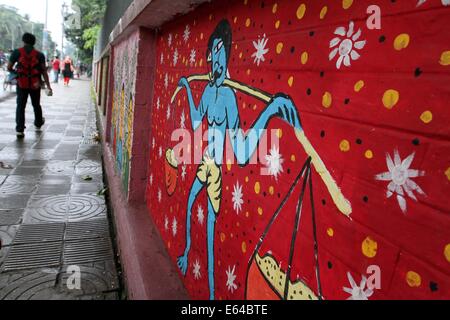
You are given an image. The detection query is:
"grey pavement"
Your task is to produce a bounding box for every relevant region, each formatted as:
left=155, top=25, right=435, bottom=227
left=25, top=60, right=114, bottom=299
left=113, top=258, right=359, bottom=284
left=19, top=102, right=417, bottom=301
left=0, top=79, right=121, bottom=300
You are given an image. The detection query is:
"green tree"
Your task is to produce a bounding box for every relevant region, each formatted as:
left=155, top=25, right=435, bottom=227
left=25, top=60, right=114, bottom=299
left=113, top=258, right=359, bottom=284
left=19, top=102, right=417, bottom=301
left=64, top=0, right=106, bottom=65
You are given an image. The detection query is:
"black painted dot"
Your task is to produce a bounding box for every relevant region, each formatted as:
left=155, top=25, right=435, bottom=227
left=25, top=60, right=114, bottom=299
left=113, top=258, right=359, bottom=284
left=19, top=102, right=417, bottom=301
left=429, top=281, right=438, bottom=292
left=306, top=88, right=312, bottom=95
left=288, top=20, right=292, bottom=25
left=270, top=59, right=273, bottom=64
left=309, top=31, right=315, bottom=37
left=322, top=199, right=326, bottom=205
left=290, top=46, right=295, bottom=54
left=415, top=67, right=423, bottom=77
left=379, top=35, right=386, bottom=43
left=261, top=1, right=265, bottom=8
left=412, top=138, right=420, bottom=146
left=356, top=138, right=362, bottom=145
left=263, top=191, right=267, bottom=197
left=287, top=169, right=291, bottom=174
left=344, top=98, right=350, bottom=105
left=320, top=130, right=325, bottom=138
left=327, top=261, right=333, bottom=269
left=363, top=196, right=369, bottom=203
left=277, top=74, right=281, bottom=80
left=320, top=71, right=325, bottom=78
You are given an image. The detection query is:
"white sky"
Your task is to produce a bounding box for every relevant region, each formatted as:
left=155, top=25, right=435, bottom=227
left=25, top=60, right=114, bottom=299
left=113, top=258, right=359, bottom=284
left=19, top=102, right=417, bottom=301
left=0, top=0, right=72, bottom=49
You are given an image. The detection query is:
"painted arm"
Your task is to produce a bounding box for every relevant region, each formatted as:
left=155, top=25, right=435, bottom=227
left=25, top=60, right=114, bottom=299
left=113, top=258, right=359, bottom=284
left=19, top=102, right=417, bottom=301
left=178, top=77, right=207, bottom=130
left=228, top=92, right=302, bottom=166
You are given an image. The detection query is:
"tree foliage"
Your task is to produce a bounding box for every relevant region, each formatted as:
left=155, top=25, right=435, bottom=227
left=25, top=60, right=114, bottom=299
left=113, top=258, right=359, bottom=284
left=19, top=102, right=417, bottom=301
left=64, top=0, right=106, bottom=64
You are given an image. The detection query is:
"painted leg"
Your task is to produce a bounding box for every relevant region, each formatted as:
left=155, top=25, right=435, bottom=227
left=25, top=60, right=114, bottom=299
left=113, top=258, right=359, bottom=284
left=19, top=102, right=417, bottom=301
left=207, top=198, right=217, bottom=300
left=177, top=177, right=204, bottom=275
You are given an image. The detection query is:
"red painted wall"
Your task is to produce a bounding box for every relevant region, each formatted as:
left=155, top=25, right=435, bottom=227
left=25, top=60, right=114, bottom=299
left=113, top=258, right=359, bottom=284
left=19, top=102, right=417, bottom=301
left=145, top=0, right=450, bottom=300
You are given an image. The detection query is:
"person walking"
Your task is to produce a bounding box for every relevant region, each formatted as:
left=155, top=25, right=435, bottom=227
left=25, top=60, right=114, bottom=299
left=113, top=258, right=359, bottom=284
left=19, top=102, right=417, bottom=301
left=7, top=33, right=52, bottom=139
left=51, top=56, right=61, bottom=83
left=61, top=56, right=74, bottom=86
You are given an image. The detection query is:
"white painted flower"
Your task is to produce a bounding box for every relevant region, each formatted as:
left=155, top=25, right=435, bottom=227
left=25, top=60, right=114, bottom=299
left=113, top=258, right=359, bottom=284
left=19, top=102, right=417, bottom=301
left=183, top=25, right=191, bottom=43
left=375, top=149, right=425, bottom=213
left=417, top=0, right=450, bottom=6
left=232, top=181, right=244, bottom=214
left=181, top=164, right=187, bottom=181
left=172, top=217, right=177, bottom=236
left=158, top=146, right=163, bottom=159
left=166, top=104, right=171, bottom=120
left=168, top=33, right=173, bottom=47
left=343, top=272, right=373, bottom=300
left=329, top=21, right=366, bottom=69
left=164, top=215, right=169, bottom=231
left=164, top=73, right=169, bottom=89
left=180, top=110, right=186, bottom=129
left=197, top=204, right=204, bottom=225
left=158, top=188, right=162, bottom=203
left=251, top=34, right=269, bottom=66
left=193, top=259, right=201, bottom=280
left=173, top=48, right=179, bottom=66
left=265, top=145, right=284, bottom=180
left=189, top=49, right=196, bottom=66
left=226, top=265, right=238, bottom=293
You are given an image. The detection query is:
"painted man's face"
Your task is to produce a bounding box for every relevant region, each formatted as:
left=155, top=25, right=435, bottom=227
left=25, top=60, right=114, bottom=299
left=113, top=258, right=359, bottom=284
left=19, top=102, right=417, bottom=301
left=209, top=38, right=227, bottom=87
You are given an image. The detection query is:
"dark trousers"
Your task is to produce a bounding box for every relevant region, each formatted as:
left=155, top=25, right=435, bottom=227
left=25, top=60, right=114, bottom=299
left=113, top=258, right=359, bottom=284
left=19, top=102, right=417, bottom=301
left=16, top=87, right=44, bottom=132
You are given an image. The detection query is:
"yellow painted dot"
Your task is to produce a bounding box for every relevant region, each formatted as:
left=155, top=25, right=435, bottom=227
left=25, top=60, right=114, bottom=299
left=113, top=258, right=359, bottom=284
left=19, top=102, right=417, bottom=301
left=322, top=92, right=332, bottom=108
left=245, top=211, right=250, bottom=218
left=233, top=16, right=238, bottom=24
left=420, top=111, right=433, bottom=124
left=382, top=89, right=400, bottom=109
left=291, top=154, right=296, bottom=162
left=245, top=176, right=249, bottom=183
left=327, top=228, right=334, bottom=237
left=342, top=0, right=353, bottom=9
left=354, top=80, right=365, bottom=92
left=244, top=0, right=248, bottom=4
left=446, top=167, right=450, bottom=181
left=254, top=181, right=261, bottom=194
left=362, top=236, right=378, bottom=258
left=209, top=14, right=213, bottom=21
left=246, top=69, right=251, bottom=75
left=230, top=233, right=234, bottom=239
left=258, top=207, right=263, bottom=216
left=440, top=51, right=450, bottom=66
left=406, top=271, right=422, bottom=287
left=394, top=33, right=410, bottom=51
left=226, top=160, right=232, bottom=171
left=239, top=52, right=243, bottom=59
left=276, top=42, right=284, bottom=54
left=272, top=3, right=278, bottom=14
left=246, top=18, right=251, bottom=27
left=365, top=150, right=374, bottom=159
left=269, top=186, right=274, bottom=195
left=320, top=6, right=328, bottom=19
left=301, top=51, right=308, bottom=65
left=288, top=76, right=294, bottom=87
left=199, top=59, right=203, bottom=67
left=296, top=3, right=306, bottom=20
left=242, top=241, right=247, bottom=253
left=275, top=20, right=281, bottom=29
left=200, top=33, right=204, bottom=40
left=220, top=233, right=226, bottom=242
left=444, top=244, right=450, bottom=263
left=276, top=128, right=283, bottom=138
left=340, top=139, right=351, bottom=152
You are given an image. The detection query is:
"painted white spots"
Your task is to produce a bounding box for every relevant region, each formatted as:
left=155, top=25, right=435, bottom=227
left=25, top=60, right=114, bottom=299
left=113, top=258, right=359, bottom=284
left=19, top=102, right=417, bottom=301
left=183, top=25, right=191, bottom=43
left=168, top=33, right=173, bottom=47
left=189, top=49, right=196, bottom=66
left=158, top=188, right=162, bottom=203
left=197, top=204, right=205, bottom=225
left=193, top=259, right=201, bottom=280
left=172, top=217, right=178, bottom=236
left=156, top=97, right=160, bottom=110
left=166, top=104, right=171, bottom=120
left=181, top=164, right=187, bottom=181
left=149, top=174, right=153, bottom=186
left=164, top=73, right=169, bottom=90
left=343, top=272, right=373, bottom=300
left=375, top=150, right=425, bottom=213
left=158, top=146, right=163, bottom=159
left=252, top=34, right=269, bottom=66
left=160, top=53, right=164, bottom=65
left=226, top=265, right=238, bottom=293
left=232, top=181, right=244, bottom=214
left=180, top=110, right=186, bottom=129
left=265, top=145, right=284, bottom=180
left=417, top=0, right=450, bottom=6
left=329, top=21, right=366, bottom=69
left=164, top=215, right=169, bottom=231
left=173, top=48, right=179, bottom=66
left=152, top=138, right=155, bottom=149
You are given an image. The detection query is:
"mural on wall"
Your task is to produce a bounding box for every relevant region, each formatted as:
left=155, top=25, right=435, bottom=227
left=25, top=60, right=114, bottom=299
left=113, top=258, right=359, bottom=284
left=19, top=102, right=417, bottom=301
left=146, top=0, right=450, bottom=300
left=111, top=32, right=138, bottom=191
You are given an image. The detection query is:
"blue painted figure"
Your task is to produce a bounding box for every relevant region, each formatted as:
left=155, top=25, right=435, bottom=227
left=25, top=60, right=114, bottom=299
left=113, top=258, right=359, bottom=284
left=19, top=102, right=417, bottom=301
left=176, top=20, right=302, bottom=300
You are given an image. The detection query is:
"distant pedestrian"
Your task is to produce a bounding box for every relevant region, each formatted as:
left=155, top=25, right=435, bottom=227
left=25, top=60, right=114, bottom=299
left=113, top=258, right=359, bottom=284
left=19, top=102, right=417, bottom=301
left=52, top=56, right=61, bottom=83
left=61, top=56, right=74, bottom=86
left=7, top=33, right=52, bottom=139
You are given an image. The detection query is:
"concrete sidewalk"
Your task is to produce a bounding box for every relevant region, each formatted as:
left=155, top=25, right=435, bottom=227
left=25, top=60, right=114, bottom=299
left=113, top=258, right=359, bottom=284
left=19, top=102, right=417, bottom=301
left=0, top=79, right=121, bottom=300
